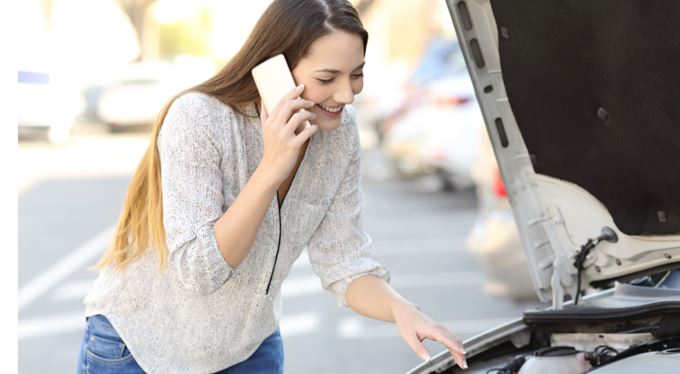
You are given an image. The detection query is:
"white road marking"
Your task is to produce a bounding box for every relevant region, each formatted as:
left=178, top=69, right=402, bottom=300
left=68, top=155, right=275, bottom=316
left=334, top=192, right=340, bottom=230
left=372, top=237, right=468, bottom=255
left=18, top=310, right=320, bottom=340
left=281, top=276, right=320, bottom=298
left=295, top=238, right=466, bottom=268
left=51, top=279, right=96, bottom=302
left=391, top=271, right=483, bottom=288
left=337, top=316, right=515, bottom=340
left=281, top=271, right=483, bottom=300
left=291, top=249, right=310, bottom=269
left=18, top=226, right=114, bottom=311
left=45, top=249, right=312, bottom=304
left=45, top=270, right=483, bottom=307
left=279, top=312, right=321, bottom=337
left=18, top=311, right=85, bottom=340
left=17, top=222, right=478, bottom=341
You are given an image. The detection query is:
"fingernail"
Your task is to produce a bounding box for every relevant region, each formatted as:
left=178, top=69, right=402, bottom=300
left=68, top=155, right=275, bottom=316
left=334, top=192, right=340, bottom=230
left=463, top=360, right=468, bottom=369
left=421, top=353, right=431, bottom=362
left=297, top=84, right=304, bottom=90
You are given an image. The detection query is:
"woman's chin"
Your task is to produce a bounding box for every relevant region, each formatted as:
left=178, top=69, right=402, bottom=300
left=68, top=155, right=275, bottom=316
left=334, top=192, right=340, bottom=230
left=313, top=118, right=342, bottom=132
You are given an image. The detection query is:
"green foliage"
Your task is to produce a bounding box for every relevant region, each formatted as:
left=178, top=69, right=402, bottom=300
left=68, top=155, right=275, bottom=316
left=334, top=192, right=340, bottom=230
left=159, top=9, right=212, bottom=57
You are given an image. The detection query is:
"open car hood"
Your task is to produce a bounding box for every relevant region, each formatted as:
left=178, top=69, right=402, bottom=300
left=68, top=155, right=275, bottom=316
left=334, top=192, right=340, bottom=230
left=447, top=0, right=680, bottom=307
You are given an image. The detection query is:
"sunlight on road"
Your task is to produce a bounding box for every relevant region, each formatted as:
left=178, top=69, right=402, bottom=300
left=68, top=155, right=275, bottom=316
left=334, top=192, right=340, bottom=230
left=18, top=132, right=150, bottom=194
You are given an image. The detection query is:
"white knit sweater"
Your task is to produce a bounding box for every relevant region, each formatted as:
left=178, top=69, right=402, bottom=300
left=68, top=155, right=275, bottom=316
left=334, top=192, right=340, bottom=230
left=83, top=92, right=390, bottom=373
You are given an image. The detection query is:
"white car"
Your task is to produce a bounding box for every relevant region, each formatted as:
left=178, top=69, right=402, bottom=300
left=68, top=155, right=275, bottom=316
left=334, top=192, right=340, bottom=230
left=18, top=69, right=84, bottom=145
left=383, top=40, right=485, bottom=190
left=97, top=61, right=175, bottom=130
left=97, top=59, right=213, bottom=131
left=467, top=129, right=536, bottom=301
left=410, top=1, right=680, bottom=373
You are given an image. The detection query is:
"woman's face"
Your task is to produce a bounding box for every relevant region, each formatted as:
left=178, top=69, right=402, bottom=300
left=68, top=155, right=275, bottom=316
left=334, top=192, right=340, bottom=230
left=292, top=30, right=365, bottom=132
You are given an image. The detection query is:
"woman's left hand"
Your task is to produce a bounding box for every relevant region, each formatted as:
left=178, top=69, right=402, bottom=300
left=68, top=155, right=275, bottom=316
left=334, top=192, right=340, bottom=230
left=393, top=302, right=468, bottom=369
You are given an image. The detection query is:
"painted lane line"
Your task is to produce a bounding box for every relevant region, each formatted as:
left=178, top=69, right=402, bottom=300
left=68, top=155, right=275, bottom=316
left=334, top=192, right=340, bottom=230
left=18, top=311, right=85, bottom=340
left=391, top=271, right=483, bottom=288
left=281, top=276, right=320, bottom=298
left=291, top=250, right=310, bottom=269
left=372, top=237, right=469, bottom=255
left=18, top=226, right=114, bottom=311
left=279, top=312, right=321, bottom=337
left=46, top=248, right=309, bottom=303
left=19, top=310, right=320, bottom=340
left=44, top=269, right=481, bottom=307
left=280, top=271, right=483, bottom=300
left=51, top=279, right=97, bottom=302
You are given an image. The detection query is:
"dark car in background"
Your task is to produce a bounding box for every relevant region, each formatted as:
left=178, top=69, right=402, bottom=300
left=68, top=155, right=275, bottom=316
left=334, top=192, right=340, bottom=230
left=410, top=1, right=680, bottom=373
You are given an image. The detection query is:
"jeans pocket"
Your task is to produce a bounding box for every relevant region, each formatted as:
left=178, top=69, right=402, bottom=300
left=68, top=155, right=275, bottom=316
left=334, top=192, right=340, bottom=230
left=86, top=333, right=134, bottom=365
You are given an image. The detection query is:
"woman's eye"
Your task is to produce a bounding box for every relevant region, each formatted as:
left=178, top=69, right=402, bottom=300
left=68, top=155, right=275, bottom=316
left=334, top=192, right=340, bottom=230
left=351, top=73, right=364, bottom=79
left=317, top=78, right=334, bottom=84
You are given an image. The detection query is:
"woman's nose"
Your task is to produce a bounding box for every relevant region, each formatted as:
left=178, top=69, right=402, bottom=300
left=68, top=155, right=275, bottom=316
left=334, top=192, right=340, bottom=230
left=334, top=81, right=355, bottom=104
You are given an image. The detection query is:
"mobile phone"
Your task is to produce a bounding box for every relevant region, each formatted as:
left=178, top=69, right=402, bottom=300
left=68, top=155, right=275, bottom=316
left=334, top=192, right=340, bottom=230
left=251, top=54, right=311, bottom=133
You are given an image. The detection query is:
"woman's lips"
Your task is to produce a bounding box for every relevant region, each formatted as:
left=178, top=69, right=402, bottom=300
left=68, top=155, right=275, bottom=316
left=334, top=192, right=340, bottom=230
left=316, top=104, right=343, bottom=118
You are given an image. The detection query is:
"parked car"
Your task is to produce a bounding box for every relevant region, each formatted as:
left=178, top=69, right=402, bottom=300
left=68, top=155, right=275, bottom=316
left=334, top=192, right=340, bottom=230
left=410, top=1, right=680, bottom=373
left=97, top=58, right=213, bottom=131
left=18, top=69, right=85, bottom=145
left=97, top=61, right=175, bottom=131
left=467, top=129, right=536, bottom=301
left=382, top=38, right=485, bottom=190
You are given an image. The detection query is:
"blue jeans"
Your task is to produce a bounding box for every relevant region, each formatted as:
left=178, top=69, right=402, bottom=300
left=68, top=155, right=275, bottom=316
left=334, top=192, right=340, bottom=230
left=77, top=314, right=284, bottom=374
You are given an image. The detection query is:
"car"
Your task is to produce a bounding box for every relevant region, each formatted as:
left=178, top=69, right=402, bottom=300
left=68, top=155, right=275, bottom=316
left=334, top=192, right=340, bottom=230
left=96, top=61, right=175, bottom=131
left=382, top=38, right=485, bottom=190
left=466, top=129, right=536, bottom=301
left=97, top=58, right=213, bottom=131
left=18, top=69, right=85, bottom=145
left=409, top=1, right=680, bottom=373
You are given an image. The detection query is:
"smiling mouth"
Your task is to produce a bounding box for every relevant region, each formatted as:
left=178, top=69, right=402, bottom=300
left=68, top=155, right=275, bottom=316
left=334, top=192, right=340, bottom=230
left=316, top=104, right=344, bottom=115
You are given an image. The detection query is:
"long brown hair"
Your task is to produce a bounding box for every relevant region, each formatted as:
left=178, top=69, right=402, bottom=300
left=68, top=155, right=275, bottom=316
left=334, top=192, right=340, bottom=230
left=96, top=0, right=368, bottom=271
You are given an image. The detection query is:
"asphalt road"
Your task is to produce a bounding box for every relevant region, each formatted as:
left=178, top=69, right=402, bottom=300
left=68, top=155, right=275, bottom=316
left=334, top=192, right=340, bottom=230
left=18, top=129, right=541, bottom=373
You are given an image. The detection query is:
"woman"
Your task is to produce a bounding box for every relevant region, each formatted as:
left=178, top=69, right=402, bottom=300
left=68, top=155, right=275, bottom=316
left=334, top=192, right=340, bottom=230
left=77, top=0, right=468, bottom=373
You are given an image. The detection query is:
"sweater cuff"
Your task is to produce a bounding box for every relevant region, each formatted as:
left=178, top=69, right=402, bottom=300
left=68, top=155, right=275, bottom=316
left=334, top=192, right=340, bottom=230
left=193, top=225, right=234, bottom=294
left=330, top=266, right=391, bottom=307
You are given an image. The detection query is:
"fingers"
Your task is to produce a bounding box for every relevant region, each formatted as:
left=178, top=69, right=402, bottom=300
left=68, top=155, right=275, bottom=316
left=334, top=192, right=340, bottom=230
left=274, top=98, right=315, bottom=127
left=285, top=109, right=316, bottom=135
left=419, top=327, right=468, bottom=369
left=283, top=84, right=305, bottom=104
left=403, top=330, right=432, bottom=363
left=292, top=121, right=319, bottom=146
left=271, top=84, right=315, bottom=126
left=270, top=84, right=304, bottom=116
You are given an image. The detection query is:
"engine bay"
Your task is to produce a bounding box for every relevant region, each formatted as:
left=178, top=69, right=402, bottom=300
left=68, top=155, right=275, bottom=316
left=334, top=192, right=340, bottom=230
left=441, top=273, right=680, bottom=374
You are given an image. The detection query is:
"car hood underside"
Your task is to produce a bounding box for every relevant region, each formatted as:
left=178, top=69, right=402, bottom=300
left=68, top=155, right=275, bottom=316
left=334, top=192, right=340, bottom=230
left=491, top=0, right=680, bottom=236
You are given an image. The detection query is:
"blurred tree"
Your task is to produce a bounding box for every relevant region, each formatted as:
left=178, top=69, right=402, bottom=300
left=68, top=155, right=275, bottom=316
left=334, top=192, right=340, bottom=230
left=355, top=0, right=375, bottom=15
left=117, top=0, right=155, bottom=61
left=158, top=8, right=213, bottom=57
left=117, top=0, right=213, bottom=60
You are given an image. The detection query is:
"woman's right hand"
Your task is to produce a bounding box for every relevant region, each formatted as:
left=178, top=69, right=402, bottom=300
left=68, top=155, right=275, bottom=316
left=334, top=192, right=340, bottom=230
left=259, top=84, right=318, bottom=185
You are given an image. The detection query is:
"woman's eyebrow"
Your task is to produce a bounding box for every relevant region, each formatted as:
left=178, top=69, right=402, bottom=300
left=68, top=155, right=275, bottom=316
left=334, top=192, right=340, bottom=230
left=315, top=61, right=366, bottom=74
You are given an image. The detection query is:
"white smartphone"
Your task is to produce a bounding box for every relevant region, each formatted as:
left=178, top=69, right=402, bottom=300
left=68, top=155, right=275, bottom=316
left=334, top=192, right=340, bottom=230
left=251, top=54, right=311, bottom=133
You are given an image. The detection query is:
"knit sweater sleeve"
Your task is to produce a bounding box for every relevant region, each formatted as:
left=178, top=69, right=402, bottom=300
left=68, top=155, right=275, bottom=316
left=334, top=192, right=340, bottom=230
left=157, top=93, right=233, bottom=295
left=306, top=106, right=391, bottom=306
